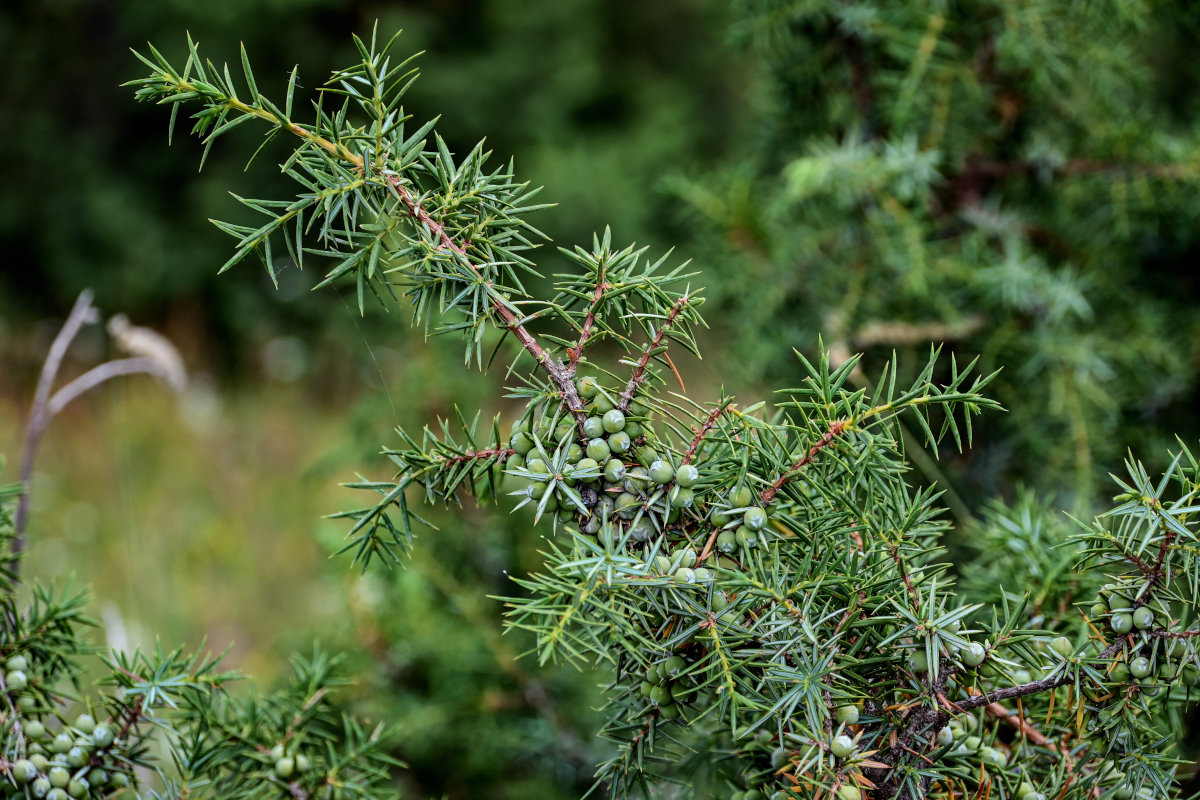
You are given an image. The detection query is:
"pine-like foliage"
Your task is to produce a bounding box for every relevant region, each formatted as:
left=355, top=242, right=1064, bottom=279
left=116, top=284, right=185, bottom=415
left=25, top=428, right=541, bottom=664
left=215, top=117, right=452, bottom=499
left=0, top=448, right=399, bottom=799
left=673, top=1, right=1200, bottom=507
left=129, top=28, right=1200, bottom=800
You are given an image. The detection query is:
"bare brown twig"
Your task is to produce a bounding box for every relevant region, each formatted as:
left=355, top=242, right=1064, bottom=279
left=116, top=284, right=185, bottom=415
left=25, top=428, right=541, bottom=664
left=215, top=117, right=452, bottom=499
left=617, top=296, right=690, bottom=412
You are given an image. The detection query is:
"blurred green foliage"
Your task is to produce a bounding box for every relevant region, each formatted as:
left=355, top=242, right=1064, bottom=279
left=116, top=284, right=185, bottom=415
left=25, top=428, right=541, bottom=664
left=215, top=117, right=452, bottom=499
left=674, top=1, right=1200, bottom=510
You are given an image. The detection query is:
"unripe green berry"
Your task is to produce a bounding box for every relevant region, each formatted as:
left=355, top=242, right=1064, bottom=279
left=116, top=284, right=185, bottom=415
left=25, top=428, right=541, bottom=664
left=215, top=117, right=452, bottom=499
left=663, top=656, right=686, bottom=676
left=717, top=531, right=737, bottom=553
left=1110, top=661, right=1132, bottom=682
left=961, top=642, right=986, bottom=667
left=743, top=507, right=768, bottom=531
left=593, top=394, right=615, bottom=414
left=18, top=694, right=36, bottom=711
left=1050, top=636, right=1073, bottom=658
left=49, top=767, right=70, bottom=788
left=108, top=772, right=129, bottom=788
left=275, top=757, right=296, bottom=778
left=658, top=703, right=680, bottom=720
left=6, top=654, right=28, bottom=671
left=629, top=518, right=655, bottom=541
left=583, top=416, right=605, bottom=438
left=936, top=726, right=953, bottom=746
left=47, top=790, right=68, bottom=800
left=624, top=420, right=642, bottom=439
left=646, top=664, right=663, bottom=684
left=1110, top=613, right=1134, bottom=634
left=566, top=443, right=584, bottom=462
left=1090, top=602, right=1108, bottom=618
left=608, top=431, right=632, bottom=453
left=527, top=457, right=549, bottom=475
left=25, top=719, right=46, bottom=739
left=32, top=777, right=52, bottom=799
left=734, top=526, right=758, bottom=549
left=770, top=747, right=788, bottom=769
left=830, top=734, right=855, bottom=759
left=66, top=746, right=88, bottom=767
left=731, top=485, right=753, bottom=507
left=510, top=431, right=534, bottom=455
left=13, top=759, right=37, bottom=784
left=615, top=492, right=641, bottom=519
left=669, top=485, right=695, bottom=508
left=67, top=778, right=89, bottom=799
left=835, top=704, right=859, bottom=725
left=649, top=685, right=672, bottom=705
left=587, top=438, right=611, bottom=462
left=574, top=457, right=600, bottom=477
left=649, top=460, right=675, bottom=484
left=1183, top=664, right=1200, bottom=686
left=910, top=650, right=930, bottom=673
left=296, top=755, right=310, bottom=773
left=6, top=669, right=28, bottom=692
left=604, top=459, right=627, bottom=483
left=674, top=567, right=696, bottom=584
left=693, top=567, right=713, bottom=582
left=837, top=786, right=859, bottom=800
left=602, top=409, right=626, bottom=433
left=1130, top=656, right=1152, bottom=679
left=577, top=376, right=600, bottom=399
left=52, top=734, right=73, bottom=754
left=90, top=725, right=113, bottom=749
left=89, top=769, right=107, bottom=787
left=30, top=754, right=49, bottom=771
left=676, top=464, right=700, bottom=488
left=1132, top=606, right=1156, bottom=630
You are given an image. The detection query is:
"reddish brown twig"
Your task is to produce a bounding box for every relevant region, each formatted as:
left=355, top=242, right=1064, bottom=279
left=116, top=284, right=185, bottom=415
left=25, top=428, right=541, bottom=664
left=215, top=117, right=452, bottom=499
left=682, top=404, right=735, bottom=466
left=617, top=296, right=690, bottom=411
left=760, top=419, right=851, bottom=505
left=569, top=271, right=610, bottom=370
left=384, top=174, right=587, bottom=423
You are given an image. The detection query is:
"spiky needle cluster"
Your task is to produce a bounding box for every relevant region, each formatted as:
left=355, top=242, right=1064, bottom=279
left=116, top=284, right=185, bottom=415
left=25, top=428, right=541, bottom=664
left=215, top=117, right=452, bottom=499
left=126, top=28, right=1200, bottom=800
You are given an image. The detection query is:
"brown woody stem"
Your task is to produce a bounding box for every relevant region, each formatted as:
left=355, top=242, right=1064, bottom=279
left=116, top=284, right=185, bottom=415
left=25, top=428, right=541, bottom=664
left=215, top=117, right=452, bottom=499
left=617, top=296, right=689, bottom=411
